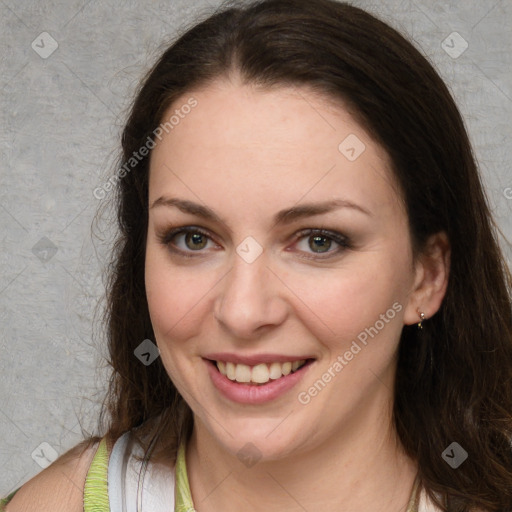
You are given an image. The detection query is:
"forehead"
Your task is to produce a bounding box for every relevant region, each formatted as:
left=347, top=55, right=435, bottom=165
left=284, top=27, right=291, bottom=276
left=148, top=79, right=403, bottom=219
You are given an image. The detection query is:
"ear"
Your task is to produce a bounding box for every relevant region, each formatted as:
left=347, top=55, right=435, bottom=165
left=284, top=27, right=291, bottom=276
left=403, top=231, right=451, bottom=326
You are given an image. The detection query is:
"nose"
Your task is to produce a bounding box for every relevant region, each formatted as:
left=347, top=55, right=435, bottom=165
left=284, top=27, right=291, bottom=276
left=213, top=251, right=289, bottom=340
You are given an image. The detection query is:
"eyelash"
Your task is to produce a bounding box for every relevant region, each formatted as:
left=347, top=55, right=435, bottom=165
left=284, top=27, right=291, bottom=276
left=157, top=225, right=351, bottom=260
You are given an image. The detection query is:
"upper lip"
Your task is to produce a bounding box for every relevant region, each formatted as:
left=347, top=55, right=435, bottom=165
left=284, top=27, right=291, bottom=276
left=204, top=352, right=315, bottom=365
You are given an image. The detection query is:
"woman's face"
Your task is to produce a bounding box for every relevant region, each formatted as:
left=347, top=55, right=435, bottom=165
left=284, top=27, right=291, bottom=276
left=145, top=79, right=420, bottom=460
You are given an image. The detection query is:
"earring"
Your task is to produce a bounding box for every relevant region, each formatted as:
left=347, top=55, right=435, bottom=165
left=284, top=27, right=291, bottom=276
left=417, top=310, right=426, bottom=330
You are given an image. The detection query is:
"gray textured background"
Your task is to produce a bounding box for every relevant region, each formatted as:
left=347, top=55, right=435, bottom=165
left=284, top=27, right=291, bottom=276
left=1, top=0, right=511, bottom=495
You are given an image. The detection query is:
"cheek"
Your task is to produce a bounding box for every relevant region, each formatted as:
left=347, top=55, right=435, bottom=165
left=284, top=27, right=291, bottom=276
left=144, top=246, right=217, bottom=345
left=283, top=252, right=411, bottom=350
left=144, top=248, right=213, bottom=392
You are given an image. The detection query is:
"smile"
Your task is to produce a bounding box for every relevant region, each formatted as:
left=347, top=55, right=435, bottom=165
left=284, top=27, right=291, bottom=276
left=215, top=360, right=307, bottom=385
left=205, top=356, right=315, bottom=404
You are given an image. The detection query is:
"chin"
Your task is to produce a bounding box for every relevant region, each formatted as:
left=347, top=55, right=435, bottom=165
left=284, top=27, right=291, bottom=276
left=197, top=409, right=311, bottom=463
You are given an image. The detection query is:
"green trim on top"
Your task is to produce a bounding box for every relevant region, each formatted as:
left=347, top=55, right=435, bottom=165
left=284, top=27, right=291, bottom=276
left=1, top=446, right=419, bottom=512
left=175, top=439, right=196, bottom=512
left=1, top=435, right=196, bottom=512
left=83, top=436, right=110, bottom=512
left=80, top=433, right=196, bottom=511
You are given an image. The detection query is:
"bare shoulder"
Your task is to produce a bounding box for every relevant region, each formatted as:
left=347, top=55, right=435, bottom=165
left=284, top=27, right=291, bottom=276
left=5, top=438, right=101, bottom=512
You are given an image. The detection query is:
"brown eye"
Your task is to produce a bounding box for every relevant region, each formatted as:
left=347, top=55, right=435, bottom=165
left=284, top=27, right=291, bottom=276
left=308, top=235, right=332, bottom=253
left=158, top=226, right=217, bottom=257
left=185, top=231, right=208, bottom=250
left=294, top=228, right=350, bottom=259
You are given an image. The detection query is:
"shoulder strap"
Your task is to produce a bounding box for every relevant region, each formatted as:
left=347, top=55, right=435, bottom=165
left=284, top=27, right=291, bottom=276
left=175, top=440, right=195, bottom=512
left=83, top=437, right=110, bottom=512
left=0, top=440, right=111, bottom=512
left=82, top=432, right=189, bottom=511
left=105, top=430, right=177, bottom=512
left=0, top=439, right=111, bottom=512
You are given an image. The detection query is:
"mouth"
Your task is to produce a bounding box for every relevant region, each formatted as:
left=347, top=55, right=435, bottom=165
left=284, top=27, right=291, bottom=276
left=204, top=356, right=315, bottom=404
left=210, top=359, right=311, bottom=385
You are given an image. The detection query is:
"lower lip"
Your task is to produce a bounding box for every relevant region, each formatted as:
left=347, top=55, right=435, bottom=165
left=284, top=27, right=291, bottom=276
left=205, top=359, right=313, bottom=405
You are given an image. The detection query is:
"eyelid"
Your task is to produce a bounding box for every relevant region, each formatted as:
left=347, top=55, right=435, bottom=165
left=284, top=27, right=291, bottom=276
left=157, top=225, right=220, bottom=258
left=290, top=228, right=350, bottom=259
left=157, top=225, right=350, bottom=259
left=158, top=225, right=214, bottom=245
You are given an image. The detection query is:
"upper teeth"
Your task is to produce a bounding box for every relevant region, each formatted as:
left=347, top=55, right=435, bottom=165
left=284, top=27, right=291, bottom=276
left=216, top=360, right=306, bottom=384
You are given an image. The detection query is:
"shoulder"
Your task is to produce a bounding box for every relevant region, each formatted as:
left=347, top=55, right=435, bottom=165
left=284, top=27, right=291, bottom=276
left=4, top=438, right=101, bottom=512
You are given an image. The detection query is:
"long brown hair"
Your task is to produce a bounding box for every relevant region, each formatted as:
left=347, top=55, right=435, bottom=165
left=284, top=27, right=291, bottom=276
left=91, top=0, right=512, bottom=509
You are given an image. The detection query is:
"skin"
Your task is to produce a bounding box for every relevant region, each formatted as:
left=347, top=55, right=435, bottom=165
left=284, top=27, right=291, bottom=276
left=5, top=441, right=97, bottom=511
left=145, top=76, right=450, bottom=512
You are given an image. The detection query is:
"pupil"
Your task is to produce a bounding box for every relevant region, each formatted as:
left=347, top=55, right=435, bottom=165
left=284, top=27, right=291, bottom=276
left=186, top=232, right=207, bottom=250
left=310, top=235, right=331, bottom=253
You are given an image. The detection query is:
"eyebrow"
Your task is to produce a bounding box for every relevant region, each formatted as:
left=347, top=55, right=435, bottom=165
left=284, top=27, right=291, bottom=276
left=149, top=197, right=373, bottom=227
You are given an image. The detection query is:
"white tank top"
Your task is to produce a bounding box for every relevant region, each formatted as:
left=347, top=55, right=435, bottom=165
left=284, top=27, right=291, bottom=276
left=107, top=431, right=176, bottom=512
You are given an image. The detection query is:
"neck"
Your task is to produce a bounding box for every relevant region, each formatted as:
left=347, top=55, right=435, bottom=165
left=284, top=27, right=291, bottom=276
left=186, top=396, right=418, bottom=512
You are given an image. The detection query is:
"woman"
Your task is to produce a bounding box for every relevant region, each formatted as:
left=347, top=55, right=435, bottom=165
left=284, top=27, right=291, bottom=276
left=3, top=0, right=511, bottom=510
